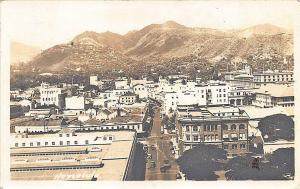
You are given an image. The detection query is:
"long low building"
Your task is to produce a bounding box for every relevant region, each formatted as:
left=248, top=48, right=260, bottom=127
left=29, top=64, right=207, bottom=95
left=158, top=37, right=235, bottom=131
left=10, top=129, right=137, bottom=181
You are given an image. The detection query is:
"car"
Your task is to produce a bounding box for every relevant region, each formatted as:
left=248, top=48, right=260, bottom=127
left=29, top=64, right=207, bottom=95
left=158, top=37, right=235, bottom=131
left=143, top=145, right=148, bottom=151
left=147, top=154, right=152, bottom=159
left=163, top=159, right=170, bottom=164
left=151, top=145, right=156, bottom=150
left=163, top=161, right=171, bottom=169
left=150, top=161, right=156, bottom=168
left=160, top=131, right=164, bottom=134
left=160, top=166, right=167, bottom=173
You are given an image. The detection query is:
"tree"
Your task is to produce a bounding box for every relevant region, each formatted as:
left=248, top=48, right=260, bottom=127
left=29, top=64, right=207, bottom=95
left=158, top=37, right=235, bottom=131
left=225, top=154, right=287, bottom=180
left=269, top=148, right=294, bottom=176
left=176, top=145, right=227, bottom=180
left=258, top=114, right=294, bottom=142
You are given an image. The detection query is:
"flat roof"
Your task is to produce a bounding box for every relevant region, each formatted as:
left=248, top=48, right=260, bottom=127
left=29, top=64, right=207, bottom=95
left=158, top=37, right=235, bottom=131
left=254, top=84, right=294, bottom=97
left=11, top=130, right=135, bottom=181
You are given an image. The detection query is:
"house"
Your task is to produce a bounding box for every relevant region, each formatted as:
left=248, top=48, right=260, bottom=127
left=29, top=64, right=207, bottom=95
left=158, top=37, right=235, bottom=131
left=65, top=96, right=85, bottom=110
left=119, top=92, right=137, bottom=105
left=133, top=84, right=148, bottom=99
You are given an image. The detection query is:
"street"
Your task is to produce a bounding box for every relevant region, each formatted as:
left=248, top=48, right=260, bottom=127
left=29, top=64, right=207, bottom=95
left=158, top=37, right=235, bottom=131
left=145, top=107, right=179, bottom=180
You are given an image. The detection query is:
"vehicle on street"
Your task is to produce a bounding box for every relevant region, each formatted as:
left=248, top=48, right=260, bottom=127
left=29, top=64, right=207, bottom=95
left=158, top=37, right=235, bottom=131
left=151, top=145, right=156, bottom=150
left=147, top=154, right=152, bottom=159
left=160, top=166, right=167, bottom=173
left=150, top=161, right=156, bottom=168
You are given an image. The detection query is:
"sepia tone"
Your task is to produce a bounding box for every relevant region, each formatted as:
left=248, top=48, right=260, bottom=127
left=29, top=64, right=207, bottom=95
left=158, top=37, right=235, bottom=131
left=3, top=0, right=296, bottom=182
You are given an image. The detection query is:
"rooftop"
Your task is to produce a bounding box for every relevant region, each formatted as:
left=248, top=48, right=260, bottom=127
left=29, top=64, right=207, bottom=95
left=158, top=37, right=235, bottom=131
left=254, top=84, right=294, bottom=97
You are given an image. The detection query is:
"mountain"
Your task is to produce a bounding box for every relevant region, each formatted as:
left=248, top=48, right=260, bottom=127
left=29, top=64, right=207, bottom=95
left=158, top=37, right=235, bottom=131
left=10, top=41, right=41, bottom=65
left=23, top=21, right=293, bottom=75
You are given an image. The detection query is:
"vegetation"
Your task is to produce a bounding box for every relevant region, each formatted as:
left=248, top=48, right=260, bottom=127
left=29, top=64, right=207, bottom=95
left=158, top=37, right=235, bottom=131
left=176, top=145, right=227, bottom=180
left=257, top=114, right=294, bottom=142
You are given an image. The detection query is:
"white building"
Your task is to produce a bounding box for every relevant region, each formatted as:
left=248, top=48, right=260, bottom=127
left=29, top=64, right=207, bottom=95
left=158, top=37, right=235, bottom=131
left=252, top=84, right=294, bottom=108
left=133, top=84, right=148, bottom=99
left=206, top=81, right=229, bottom=105
left=253, top=70, right=293, bottom=85
left=115, top=79, right=129, bottom=89
left=40, top=82, right=64, bottom=108
left=65, top=96, right=85, bottom=110
left=90, top=75, right=103, bottom=88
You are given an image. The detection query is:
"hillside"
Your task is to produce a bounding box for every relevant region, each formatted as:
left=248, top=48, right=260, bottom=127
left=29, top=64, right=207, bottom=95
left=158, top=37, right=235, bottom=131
left=21, top=21, right=293, bottom=76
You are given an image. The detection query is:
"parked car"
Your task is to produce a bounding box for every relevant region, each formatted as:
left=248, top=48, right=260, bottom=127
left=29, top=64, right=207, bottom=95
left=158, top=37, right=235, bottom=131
left=147, top=154, right=152, bottom=159
left=151, top=145, right=156, bottom=150
left=150, top=161, right=156, bottom=168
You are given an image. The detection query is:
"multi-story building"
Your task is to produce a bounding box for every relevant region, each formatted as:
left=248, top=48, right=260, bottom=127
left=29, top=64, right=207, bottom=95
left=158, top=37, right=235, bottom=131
left=253, top=84, right=294, bottom=108
left=177, top=107, right=249, bottom=158
left=10, top=129, right=137, bottom=180
left=206, top=81, right=229, bottom=105
left=228, top=87, right=254, bottom=106
left=40, top=82, right=65, bottom=108
left=133, top=84, right=148, bottom=99
left=119, top=92, right=137, bottom=105
left=253, top=70, right=294, bottom=85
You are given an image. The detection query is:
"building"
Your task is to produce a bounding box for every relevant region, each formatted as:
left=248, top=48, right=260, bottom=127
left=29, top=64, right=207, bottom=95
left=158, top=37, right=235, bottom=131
left=252, top=84, right=294, bottom=108
left=177, top=106, right=249, bottom=158
left=133, top=84, right=148, bottom=99
left=206, top=81, right=229, bottom=105
left=224, top=65, right=254, bottom=89
left=119, top=92, right=137, bottom=105
left=40, top=82, right=65, bottom=108
left=228, top=87, right=254, bottom=106
left=65, top=96, right=85, bottom=110
left=90, top=75, right=103, bottom=88
left=10, top=129, right=137, bottom=181
left=253, top=70, right=293, bottom=85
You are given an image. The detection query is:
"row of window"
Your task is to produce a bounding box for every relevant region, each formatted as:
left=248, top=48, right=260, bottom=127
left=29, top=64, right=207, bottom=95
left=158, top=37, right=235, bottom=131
left=42, top=97, right=57, bottom=101
left=186, top=134, right=219, bottom=142
left=41, top=90, right=59, bottom=94
left=224, top=143, right=246, bottom=150
left=11, top=164, right=103, bottom=172
left=14, top=140, right=91, bottom=147
left=11, top=151, right=87, bottom=157
left=185, top=124, right=245, bottom=131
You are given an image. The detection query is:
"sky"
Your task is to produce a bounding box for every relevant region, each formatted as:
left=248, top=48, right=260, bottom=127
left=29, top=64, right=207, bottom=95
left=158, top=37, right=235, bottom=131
left=1, top=1, right=298, bottom=49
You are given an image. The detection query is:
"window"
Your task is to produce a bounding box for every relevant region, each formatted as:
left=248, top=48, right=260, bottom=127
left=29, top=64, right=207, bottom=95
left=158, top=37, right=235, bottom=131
left=186, top=126, right=190, bottom=132
left=231, top=124, right=237, bottom=130
left=37, top=142, right=40, bottom=146
left=193, top=126, right=198, bottom=131
left=109, top=136, right=113, bottom=140
left=232, top=144, right=238, bottom=149
left=74, top=141, right=78, bottom=145
left=22, top=143, right=26, bottom=147
left=223, top=124, right=228, bottom=130
left=52, top=142, right=55, bottom=145
left=239, top=124, right=245, bottom=130
left=215, top=134, right=218, bottom=141
left=15, top=143, right=18, bottom=147
left=224, top=144, right=229, bottom=149
left=240, top=143, right=246, bottom=149
left=60, top=141, right=63, bottom=146
left=66, top=134, right=70, bottom=137
left=30, top=142, right=33, bottom=147
left=59, top=134, right=62, bottom=137
left=239, top=133, right=246, bottom=139
left=214, top=125, right=217, bottom=130
left=67, top=141, right=70, bottom=145
left=193, top=135, right=199, bottom=141
left=203, top=125, right=206, bottom=131
left=85, top=140, right=89, bottom=144
left=186, top=135, right=190, bottom=141
left=45, top=142, right=49, bottom=146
